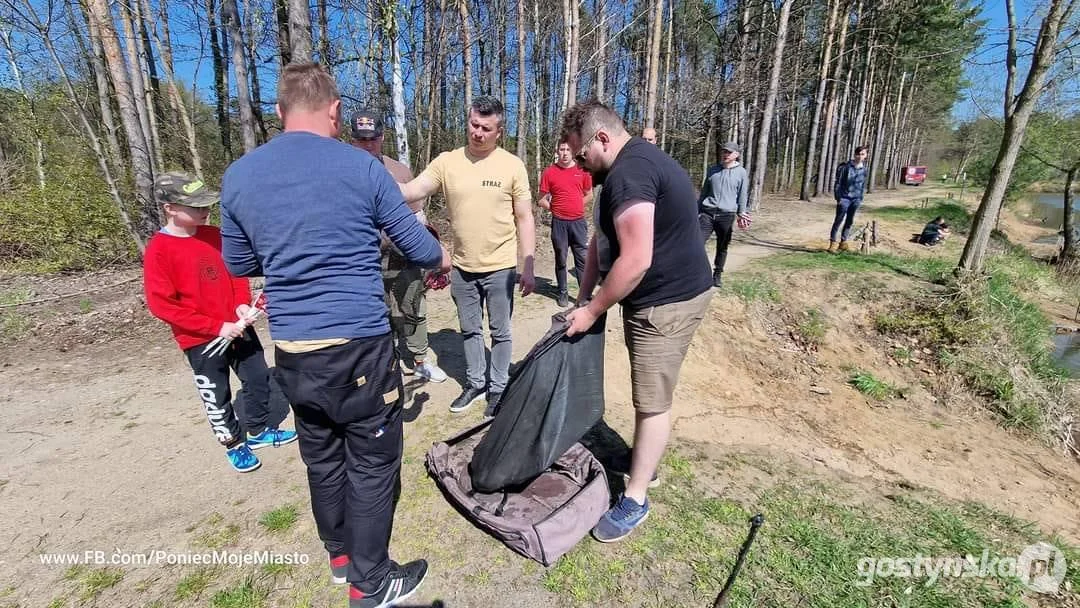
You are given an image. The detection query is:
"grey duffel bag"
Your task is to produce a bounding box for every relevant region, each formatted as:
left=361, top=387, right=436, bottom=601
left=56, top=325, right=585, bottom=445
left=426, top=420, right=610, bottom=566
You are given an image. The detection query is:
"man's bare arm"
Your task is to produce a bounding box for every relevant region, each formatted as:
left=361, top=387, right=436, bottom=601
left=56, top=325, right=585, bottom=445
left=537, top=192, right=552, bottom=210
left=399, top=174, right=440, bottom=205
left=513, top=194, right=537, bottom=295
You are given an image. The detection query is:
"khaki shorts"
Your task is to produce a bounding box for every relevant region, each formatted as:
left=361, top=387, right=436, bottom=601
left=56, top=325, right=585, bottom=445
left=623, top=289, right=713, bottom=414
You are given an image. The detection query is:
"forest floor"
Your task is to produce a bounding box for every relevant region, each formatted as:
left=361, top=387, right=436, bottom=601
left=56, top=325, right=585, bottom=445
left=1, top=184, right=1078, bottom=608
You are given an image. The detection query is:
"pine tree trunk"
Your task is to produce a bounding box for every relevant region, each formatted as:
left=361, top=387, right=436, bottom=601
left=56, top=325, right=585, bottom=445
left=748, top=0, right=792, bottom=211
left=460, top=0, right=473, bottom=110
left=289, top=0, right=313, bottom=62
left=799, top=0, right=840, bottom=200
left=659, top=1, right=673, bottom=147
left=958, top=0, right=1072, bottom=274
left=80, top=1, right=124, bottom=168
left=816, top=0, right=849, bottom=197
left=120, top=1, right=160, bottom=173
left=318, top=0, right=329, bottom=65
left=87, top=0, right=156, bottom=240
left=243, top=0, right=268, bottom=142
left=425, top=0, right=448, bottom=165
left=595, top=0, right=606, bottom=103
left=275, top=0, right=291, bottom=66
left=868, top=39, right=898, bottom=193
left=533, top=0, right=542, bottom=178
left=883, top=72, right=907, bottom=190
left=207, top=0, right=232, bottom=160
left=516, top=0, right=527, bottom=158
left=223, top=0, right=257, bottom=153
left=151, top=0, right=204, bottom=177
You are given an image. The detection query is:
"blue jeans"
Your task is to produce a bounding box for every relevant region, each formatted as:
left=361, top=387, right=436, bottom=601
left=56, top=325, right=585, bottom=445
left=830, top=197, right=862, bottom=242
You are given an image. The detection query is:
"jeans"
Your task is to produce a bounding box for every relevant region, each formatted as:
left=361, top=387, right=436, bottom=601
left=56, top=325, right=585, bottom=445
left=830, top=197, right=863, bottom=242
left=450, top=266, right=516, bottom=393
left=698, top=211, right=736, bottom=276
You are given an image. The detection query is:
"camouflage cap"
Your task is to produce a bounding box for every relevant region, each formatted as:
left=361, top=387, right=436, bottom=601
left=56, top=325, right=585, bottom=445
left=154, top=172, right=220, bottom=208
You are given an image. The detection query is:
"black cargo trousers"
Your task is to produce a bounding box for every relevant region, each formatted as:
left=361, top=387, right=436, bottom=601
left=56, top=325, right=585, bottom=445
left=273, top=332, right=404, bottom=594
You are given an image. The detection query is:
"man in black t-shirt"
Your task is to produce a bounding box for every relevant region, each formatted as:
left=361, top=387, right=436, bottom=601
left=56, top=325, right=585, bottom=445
left=561, top=101, right=713, bottom=543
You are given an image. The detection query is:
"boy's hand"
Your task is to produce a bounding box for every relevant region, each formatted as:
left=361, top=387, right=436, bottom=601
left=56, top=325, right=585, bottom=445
left=737, top=214, right=752, bottom=230
left=218, top=322, right=245, bottom=339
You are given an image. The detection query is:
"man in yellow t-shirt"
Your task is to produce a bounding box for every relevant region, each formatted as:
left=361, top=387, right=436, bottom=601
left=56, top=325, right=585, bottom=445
left=400, top=96, right=536, bottom=417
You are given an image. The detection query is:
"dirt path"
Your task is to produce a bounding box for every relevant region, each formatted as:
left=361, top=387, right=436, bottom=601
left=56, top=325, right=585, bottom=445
left=1, top=185, right=1077, bottom=608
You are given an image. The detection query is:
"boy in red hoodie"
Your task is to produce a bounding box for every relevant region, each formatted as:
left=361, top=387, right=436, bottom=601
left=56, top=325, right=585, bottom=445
left=143, top=172, right=297, bottom=473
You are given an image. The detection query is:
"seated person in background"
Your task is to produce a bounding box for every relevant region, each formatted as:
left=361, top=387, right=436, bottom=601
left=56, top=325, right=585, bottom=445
left=918, top=217, right=950, bottom=246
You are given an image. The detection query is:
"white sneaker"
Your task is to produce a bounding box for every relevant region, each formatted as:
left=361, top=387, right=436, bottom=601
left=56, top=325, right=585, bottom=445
left=414, top=360, right=448, bottom=383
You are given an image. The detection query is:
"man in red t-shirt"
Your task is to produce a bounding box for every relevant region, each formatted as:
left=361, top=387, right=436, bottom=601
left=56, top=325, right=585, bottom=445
left=539, top=141, right=593, bottom=307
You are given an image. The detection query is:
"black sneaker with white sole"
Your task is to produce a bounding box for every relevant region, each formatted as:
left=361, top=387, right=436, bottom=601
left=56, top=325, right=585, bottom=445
left=483, top=391, right=502, bottom=418
left=449, top=385, right=486, bottom=413
left=348, top=560, right=428, bottom=608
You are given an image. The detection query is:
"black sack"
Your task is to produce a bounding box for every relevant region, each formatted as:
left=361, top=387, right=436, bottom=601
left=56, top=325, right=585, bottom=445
left=469, top=311, right=606, bottom=493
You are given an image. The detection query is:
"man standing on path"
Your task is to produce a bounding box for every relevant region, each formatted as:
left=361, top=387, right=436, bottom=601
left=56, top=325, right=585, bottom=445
left=829, top=146, right=869, bottom=252
left=350, top=109, right=448, bottom=384
left=561, top=101, right=713, bottom=543
left=698, top=142, right=751, bottom=289
left=399, top=96, right=536, bottom=417
left=220, top=63, right=450, bottom=608
left=539, top=141, right=593, bottom=307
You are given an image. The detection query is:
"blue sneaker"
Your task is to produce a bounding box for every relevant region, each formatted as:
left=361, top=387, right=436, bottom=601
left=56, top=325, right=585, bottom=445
left=592, top=494, right=650, bottom=543
left=226, top=443, right=261, bottom=473
left=247, top=427, right=298, bottom=450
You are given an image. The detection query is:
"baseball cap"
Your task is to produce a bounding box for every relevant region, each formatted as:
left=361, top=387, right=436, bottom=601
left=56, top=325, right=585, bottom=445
left=720, top=141, right=741, bottom=156
left=350, top=110, right=384, bottom=139
left=154, top=172, right=219, bottom=208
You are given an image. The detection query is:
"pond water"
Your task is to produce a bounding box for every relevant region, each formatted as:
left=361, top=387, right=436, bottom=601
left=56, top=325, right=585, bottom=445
left=1028, top=192, right=1077, bottom=237
left=1053, top=332, right=1080, bottom=378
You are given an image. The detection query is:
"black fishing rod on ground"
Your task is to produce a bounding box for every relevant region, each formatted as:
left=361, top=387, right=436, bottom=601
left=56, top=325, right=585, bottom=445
left=712, top=513, right=765, bottom=608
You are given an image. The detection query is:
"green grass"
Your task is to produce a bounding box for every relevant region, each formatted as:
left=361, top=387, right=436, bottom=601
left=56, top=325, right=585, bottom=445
left=258, top=504, right=299, bottom=533
left=539, top=447, right=1075, bottom=607
left=763, top=250, right=953, bottom=284
left=77, top=567, right=123, bottom=602
left=210, top=579, right=268, bottom=608
left=725, top=275, right=781, bottom=303
left=193, top=522, right=242, bottom=549
left=174, top=566, right=218, bottom=600
left=798, top=308, right=828, bottom=346
left=848, top=369, right=902, bottom=400
left=868, top=200, right=973, bottom=232
left=78, top=298, right=93, bottom=313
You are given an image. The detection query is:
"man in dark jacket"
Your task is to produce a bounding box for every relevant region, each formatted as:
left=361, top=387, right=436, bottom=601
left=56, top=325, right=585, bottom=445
left=829, top=146, right=869, bottom=252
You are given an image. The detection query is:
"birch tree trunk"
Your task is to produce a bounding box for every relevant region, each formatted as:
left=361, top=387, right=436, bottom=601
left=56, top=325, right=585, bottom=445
left=560, top=0, right=571, bottom=111
left=289, top=0, right=313, bottom=62
left=388, top=0, right=411, bottom=166
left=132, top=0, right=164, bottom=172
left=643, top=0, right=664, bottom=128
left=958, top=0, right=1074, bottom=274
left=87, top=0, right=156, bottom=240
left=243, top=0, right=268, bottom=141
left=152, top=0, right=204, bottom=177
left=748, top=0, right=792, bottom=211
left=424, top=0, right=448, bottom=164
left=223, top=0, right=257, bottom=153
left=567, top=0, right=580, bottom=107
left=799, top=0, right=840, bottom=200
left=0, top=24, right=45, bottom=189
left=318, top=0, right=329, bottom=65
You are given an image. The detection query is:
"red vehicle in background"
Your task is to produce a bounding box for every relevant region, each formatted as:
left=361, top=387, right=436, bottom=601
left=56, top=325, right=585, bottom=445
left=901, top=165, right=927, bottom=185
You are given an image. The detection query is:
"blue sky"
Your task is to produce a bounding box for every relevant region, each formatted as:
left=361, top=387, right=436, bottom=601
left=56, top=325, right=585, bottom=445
left=953, top=0, right=1035, bottom=122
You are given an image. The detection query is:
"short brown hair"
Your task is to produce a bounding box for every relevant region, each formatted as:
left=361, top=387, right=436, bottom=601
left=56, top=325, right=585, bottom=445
left=560, top=100, right=626, bottom=143
left=277, top=63, right=340, bottom=115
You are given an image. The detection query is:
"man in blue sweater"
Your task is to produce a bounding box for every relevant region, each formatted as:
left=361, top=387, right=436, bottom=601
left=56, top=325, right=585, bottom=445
left=829, top=146, right=869, bottom=252
left=221, top=63, right=449, bottom=608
